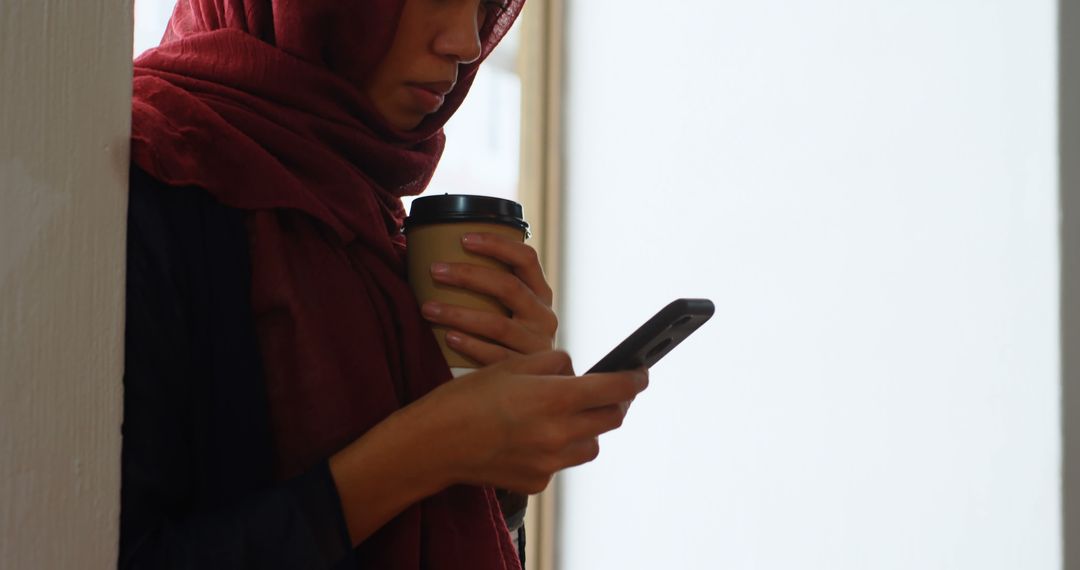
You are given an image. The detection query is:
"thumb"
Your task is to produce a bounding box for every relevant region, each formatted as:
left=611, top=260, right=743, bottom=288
left=505, top=350, right=574, bottom=376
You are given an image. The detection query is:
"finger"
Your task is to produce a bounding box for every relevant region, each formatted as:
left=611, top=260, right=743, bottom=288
left=563, top=369, right=649, bottom=411
left=564, top=404, right=627, bottom=440
left=558, top=437, right=601, bottom=469
left=431, top=263, right=553, bottom=327
left=505, top=350, right=575, bottom=376
left=445, top=330, right=519, bottom=367
left=461, top=233, right=553, bottom=306
left=423, top=302, right=549, bottom=354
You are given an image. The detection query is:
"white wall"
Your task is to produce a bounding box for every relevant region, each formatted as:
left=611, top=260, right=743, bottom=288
left=134, top=0, right=176, bottom=57
left=1, top=1, right=132, bottom=567
left=560, top=1, right=1059, bottom=569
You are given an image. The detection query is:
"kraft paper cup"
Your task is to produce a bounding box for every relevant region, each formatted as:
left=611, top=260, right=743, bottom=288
left=404, top=195, right=530, bottom=372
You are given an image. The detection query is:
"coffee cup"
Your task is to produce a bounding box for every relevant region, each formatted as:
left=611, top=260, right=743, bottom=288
left=404, top=194, right=530, bottom=374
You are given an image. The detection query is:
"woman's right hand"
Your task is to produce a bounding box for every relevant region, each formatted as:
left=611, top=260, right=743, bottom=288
left=329, top=350, right=648, bottom=545
left=407, top=350, right=649, bottom=494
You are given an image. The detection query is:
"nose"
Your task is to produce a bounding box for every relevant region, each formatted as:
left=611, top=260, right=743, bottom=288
left=432, top=4, right=484, bottom=65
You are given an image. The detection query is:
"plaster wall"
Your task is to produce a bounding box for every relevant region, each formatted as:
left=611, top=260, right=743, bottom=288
left=1, top=0, right=132, bottom=566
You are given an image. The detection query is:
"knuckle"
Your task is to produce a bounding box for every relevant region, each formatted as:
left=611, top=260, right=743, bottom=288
left=539, top=283, right=554, bottom=304
left=584, top=439, right=601, bottom=462
left=623, top=373, right=645, bottom=397
left=496, top=345, right=516, bottom=363
left=494, top=277, right=515, bottom=299
left=527, top=474, right=554, bottom=494
left=552, top=350, right=572, bottom=371
left=607, top=408, right=626, bottom=430
left=540, top=456, right=563, bottom=476
left=524, top=246, right=541, bottom=266
left=544, top=312, right=559, bottom=335
left=512, top=277, right=531, bottom=299
left=566, top=440, right=600, bottom=467
left=491, top=316, right=512, bottom=338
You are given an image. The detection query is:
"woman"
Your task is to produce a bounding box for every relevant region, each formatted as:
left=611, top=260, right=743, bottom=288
left=122, top=0, right=648, bottom=568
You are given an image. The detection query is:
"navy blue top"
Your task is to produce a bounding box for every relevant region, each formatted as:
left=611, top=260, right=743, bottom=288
left=120, top=167, right=356, bottom=569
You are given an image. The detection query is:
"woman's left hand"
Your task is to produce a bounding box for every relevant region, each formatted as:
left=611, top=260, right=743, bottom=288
left=421, top=232, right=558, bottom=366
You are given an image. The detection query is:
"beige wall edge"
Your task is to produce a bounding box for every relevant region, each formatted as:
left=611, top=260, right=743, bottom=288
left=1062, top=0, right=1080, bottom=566
left=0, top=0, right=133, bottom=566
left=518, top=0, right=566, bottom=568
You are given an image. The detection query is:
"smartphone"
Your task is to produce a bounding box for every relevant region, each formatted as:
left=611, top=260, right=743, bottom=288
left=586, top=298, right=715, bottom=374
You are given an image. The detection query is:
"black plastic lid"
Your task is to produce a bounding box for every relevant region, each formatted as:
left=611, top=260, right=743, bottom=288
left=404, top=194, right=530, bottom=237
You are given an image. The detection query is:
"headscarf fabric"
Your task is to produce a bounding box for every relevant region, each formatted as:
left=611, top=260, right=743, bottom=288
left=130, top=1, right=525, bottom=568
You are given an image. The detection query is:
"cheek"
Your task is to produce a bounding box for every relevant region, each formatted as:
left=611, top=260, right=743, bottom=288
left=322, top=18, right=394, bottom=86
left=359, top=74, right=404, bottom=124
left=362, top=45, right=410, bottom=102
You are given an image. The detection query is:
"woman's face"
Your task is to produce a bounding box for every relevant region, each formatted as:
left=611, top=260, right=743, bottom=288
left=363, top=0, right=506, bottom=131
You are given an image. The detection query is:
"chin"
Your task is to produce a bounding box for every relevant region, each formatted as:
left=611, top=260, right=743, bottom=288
left=383, top=109, right=426, bottom=131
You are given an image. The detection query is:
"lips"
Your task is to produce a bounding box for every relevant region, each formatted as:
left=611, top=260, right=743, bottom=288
left=405, top=81, right=455, bottom=114
left=410, top=80, right=455, bottom=96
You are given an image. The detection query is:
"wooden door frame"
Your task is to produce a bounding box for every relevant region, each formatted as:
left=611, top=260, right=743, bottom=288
left=1061, top=0, right=1080, bottom=567
left=517, top=0, right=565, bottom=567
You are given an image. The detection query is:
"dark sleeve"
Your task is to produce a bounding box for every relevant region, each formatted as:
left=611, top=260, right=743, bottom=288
left=119, top=168, right=355, bottom=570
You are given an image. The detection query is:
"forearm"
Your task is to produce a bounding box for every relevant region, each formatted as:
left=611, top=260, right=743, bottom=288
left=329, top=404, right=456, bottom=546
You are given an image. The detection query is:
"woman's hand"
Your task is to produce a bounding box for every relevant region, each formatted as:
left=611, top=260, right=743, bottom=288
left=421, top=232, right=557, bottom=365
left=329, top=351, right=648, bottom=545
left=406, top=351, right=648, bottom=494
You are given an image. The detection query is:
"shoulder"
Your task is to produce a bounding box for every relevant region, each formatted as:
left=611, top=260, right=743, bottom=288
left=125, top=164, right=258, bottom=361
left=128, top=165, right=245, bottom=251
left=127, top=165, right=251, bottom=287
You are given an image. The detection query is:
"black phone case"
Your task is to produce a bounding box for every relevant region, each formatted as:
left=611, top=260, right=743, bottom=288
left=586, top=298, right=715, bottom=373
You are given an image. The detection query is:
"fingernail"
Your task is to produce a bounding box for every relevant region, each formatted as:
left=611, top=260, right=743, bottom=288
left=461, top=233, right=480, bottom=245
left=431, top=262, right=450, bottom=275
left=422, top=302, right=442, bottom=317
left=446, top=331, right=463, bottom=345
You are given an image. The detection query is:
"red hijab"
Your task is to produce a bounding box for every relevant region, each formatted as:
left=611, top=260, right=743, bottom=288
left=131, top=1, right=524, bottom=567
